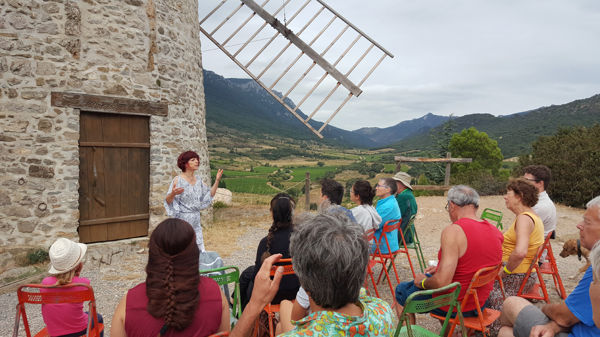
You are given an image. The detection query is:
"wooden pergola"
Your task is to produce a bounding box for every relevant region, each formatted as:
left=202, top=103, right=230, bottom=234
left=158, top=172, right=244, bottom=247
left=395, top=153, right=472, bottom=190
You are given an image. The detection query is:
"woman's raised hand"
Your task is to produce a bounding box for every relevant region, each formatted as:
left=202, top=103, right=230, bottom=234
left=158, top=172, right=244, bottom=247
left=172, top=179, right=184, bottom=196
left=216, top=169, right=223, bottom=181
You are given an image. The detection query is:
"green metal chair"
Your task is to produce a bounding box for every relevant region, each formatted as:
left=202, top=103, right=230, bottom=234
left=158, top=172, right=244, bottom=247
left=200, top=266, right=241, bottom=327
left=394, top=282, right=466, bottom=337
left=402, top=215, right=426, bottom=272
left=481, top=208, right=503, bottom=230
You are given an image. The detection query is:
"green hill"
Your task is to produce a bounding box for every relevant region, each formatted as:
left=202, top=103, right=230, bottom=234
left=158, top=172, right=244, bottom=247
left=388, top=94, right=600, bottom=157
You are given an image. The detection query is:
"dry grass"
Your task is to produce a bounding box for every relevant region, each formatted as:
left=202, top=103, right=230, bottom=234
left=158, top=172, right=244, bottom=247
left=204, top=205, right=271, bottom=257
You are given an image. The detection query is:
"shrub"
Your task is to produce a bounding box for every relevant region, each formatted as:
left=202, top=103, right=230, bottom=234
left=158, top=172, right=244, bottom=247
left=285, top=187, right=302, bottom=199
left=27, top=248, right=49, bottom=265
left=309, top=202, right=318, bottom=211
left=213, top=201, right=228, bottom=209
left=451, top=170, right=508, bottom=196
left=518, top=124, right=600, bottom=207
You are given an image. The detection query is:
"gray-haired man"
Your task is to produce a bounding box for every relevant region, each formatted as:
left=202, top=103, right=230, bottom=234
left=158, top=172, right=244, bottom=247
left=394, top=185, right=503, bottom=324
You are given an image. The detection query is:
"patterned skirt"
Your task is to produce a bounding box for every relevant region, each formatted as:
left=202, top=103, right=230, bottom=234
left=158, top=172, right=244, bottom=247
left=486, top=273, right=536, bottom=337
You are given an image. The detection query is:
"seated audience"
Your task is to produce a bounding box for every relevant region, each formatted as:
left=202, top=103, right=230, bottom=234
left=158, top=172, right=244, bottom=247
left=42, top=238, right=104, bottom=337
left=240, top=193, right=300, bottom=309
left=375, top=177, right=401, bottom=254
left=275, top=211, right=394, bottom=335
left=394, top=185, right=503, bottom=324
left=498, top=196, right=600, bottom=337
left=523, top=165, right=557, bottom=238
left=487, top=178, right=544, bottom=335
left=393, top=171, right=418, bottom=244
left=318, top=178, right=357, bottom=222
left=590, top=241, right=600, bottom=329
left=110, top=218, right=229, bottom=337
left=350, top=179, right=382, bottom=232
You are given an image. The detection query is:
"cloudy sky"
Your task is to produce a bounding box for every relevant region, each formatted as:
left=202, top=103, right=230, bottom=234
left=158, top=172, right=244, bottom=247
left=198, top=0, right=600, bottom=131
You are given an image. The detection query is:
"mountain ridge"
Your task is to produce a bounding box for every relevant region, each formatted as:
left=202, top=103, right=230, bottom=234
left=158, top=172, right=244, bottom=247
left=203, top=69, right=600, bottom=156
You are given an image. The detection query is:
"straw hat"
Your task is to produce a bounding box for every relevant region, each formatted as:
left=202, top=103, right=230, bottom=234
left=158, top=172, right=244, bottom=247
left=48, top=238, right=87, bottom=275
left=392, top=172, right=413, bottom=190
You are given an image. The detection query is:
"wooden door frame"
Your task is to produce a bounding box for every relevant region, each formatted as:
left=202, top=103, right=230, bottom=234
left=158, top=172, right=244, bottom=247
left=51, top=92, right=169, bottom=242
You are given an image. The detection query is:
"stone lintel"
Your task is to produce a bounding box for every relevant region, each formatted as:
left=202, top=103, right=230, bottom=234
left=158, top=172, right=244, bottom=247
left=51, top=92, right=168, bottom=116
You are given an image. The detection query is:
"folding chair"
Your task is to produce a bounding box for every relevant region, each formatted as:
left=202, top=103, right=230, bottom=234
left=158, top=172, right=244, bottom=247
left=200, top=266, right=242, bottom=325
left=374, top=219, right=417, bottom=288
left=538, top=232, right=567, bottom=299
left=13, top=283, right=103, bottom=337
left=481, top=208, right=503, bottom=230
left=431, top=264, right=505, bottom=337
left=517, top=244, right=550, bottom=303
left=364, top=228, right=383, bottom=298
left=402, top=215, right=426, bottom=273
left=394, top=282, right=466, bottom=337
left=260, top=258, right=295, bottom=337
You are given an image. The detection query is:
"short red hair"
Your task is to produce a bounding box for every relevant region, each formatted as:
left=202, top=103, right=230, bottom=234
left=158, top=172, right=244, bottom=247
left=177, top=151, right=199, bottom=172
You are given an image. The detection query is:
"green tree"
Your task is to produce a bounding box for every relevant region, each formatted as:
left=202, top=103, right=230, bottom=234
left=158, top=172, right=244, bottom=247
left=449, top=127, right=503, bottom=175
left=519, top=124, right=600, bottom=207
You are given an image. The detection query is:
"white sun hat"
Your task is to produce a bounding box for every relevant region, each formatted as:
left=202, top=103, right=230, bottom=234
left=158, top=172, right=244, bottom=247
left=48, top=238, right=87, bottom=275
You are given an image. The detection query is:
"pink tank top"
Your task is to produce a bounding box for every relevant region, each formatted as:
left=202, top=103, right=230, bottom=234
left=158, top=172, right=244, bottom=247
left=125, top=277, right=222, bottom=337
left=436, top=218, right=503, bottom=311
left=41, top=276, right=90, bottom=336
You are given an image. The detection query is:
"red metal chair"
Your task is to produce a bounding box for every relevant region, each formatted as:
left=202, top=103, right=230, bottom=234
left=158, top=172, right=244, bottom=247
left=372, top=219, right=416, bottom=287
left=13, top=283, right=103, bottom=337
left=517, top=243, right=551, bottom=303
left=537, top=232, right=567, bottom=299
left=430, top=264, right=505, bottom=337
left=364, top=228, right=383, bottom=298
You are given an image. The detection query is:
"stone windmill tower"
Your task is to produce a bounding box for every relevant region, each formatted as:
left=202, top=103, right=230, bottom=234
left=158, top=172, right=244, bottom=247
left=0, top=0, right=210, bottom=264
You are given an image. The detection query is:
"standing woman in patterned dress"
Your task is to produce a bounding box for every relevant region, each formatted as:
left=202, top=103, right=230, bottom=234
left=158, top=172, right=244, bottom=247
left=164, top=151, right=223, bottom=252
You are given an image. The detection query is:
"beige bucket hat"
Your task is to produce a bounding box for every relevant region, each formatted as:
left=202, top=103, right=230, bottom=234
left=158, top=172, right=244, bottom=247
left=48, top=238, right=87, bottom=275
left=392, top=171, right=413, bottom=190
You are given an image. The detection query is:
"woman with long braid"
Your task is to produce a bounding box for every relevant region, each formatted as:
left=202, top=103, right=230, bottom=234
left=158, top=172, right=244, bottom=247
left=110, top=218, right=230, bottom=337
left=240, top=193, right=300, bottom=309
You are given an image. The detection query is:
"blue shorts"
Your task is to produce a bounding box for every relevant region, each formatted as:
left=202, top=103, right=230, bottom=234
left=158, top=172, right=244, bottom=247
left=395, top=280, right=486, bottom=318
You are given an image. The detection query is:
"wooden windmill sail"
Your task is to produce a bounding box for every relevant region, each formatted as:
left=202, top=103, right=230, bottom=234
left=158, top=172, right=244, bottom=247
left=199, top=0, right=393, bottom=138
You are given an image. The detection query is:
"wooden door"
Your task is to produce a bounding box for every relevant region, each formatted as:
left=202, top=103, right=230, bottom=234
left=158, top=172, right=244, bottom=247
left=78, top=111, right=150, bottom=243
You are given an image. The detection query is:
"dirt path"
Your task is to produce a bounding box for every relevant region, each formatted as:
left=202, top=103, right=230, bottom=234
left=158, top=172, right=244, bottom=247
left=1, top=196, right=587, bottom=336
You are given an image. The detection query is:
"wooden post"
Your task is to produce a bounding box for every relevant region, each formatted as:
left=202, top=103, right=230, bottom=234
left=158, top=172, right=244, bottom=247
left=444, top=152, right=451, bottom=186
left=305, top=172, right=310, bottom=211
left=393, top=154, right=471, bottom=190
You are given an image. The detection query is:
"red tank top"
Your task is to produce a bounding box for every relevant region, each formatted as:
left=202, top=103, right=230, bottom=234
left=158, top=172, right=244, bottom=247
left=125, top=277, right=222, bottom=337
left=436, top=218, right=503, bottom=312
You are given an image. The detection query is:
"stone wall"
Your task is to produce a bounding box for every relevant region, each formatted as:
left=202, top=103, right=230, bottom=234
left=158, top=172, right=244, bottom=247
left=0, top=0, right=210, bottom=268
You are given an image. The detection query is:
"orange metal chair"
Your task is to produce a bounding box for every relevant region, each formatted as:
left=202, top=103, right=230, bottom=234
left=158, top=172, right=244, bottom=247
left=13, top=283, right=103, bottom=337
left=364, top=228, right=383, bottom=298
left=517, top=244, right=551, bottom=303
left=537, top=232, right=567, bottom=299
left=256, top=258, right=295, bottom=337
left=373, top=219, right=417, bottom=287
left=431, top=264, right=505, bottom=337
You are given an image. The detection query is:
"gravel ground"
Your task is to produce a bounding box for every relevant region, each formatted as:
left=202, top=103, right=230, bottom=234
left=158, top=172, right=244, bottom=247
left=1, top=196, right=587, bottom=336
